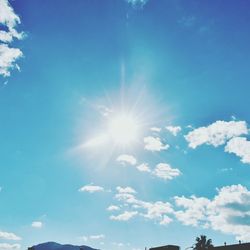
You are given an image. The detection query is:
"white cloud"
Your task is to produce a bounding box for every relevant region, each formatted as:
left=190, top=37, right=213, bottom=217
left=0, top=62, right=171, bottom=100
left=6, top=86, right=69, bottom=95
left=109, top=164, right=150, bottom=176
left=117, top=154, right=137, bottom=165
left=185, top=120, right=248, bottom=149
left=150, top=127, right=161, bottom=132
left=225, top=137, right=250, bottom=164
left=107, top=205, right=120, bottom=211
left=174, top=195, right=210, bottom=226
left=78, top=185, right=104, bottom=193
left=142, top=201, right=173, bottom=224
left=0, top=0, right=20, bottom=28
left=117, top=186, right=136, bottom=194
left=144, top=136, right=169, bottom=151
left=136, top=163, right=151, bottom=173
left=0, top=231, right=21, bottom=241
left=110, top=211, right=138, bottom=221
left=166, top=126, right=182, bottom=136
left=174, top=184, right=250, bottom=241
left=0, top=0, right=24, bottom=77
left=31, top=221, right=43, bottom=228
left=153, top=163, right=181, bottom=180
left=0, top=44, right=22, bottom=77
left=0, top=243, right=21, bottom=250
left=111, top=183, right=250, bottom=239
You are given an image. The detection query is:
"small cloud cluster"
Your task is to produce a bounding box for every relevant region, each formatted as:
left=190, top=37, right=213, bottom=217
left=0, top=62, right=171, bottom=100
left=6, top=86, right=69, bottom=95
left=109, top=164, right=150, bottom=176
left=0, top=0, right=24, bottom=77
left=144, top=125, right=182, bottom=151
left=108, top=186, right=173, bottom=225
left=117, top=154, right=181, bottom=181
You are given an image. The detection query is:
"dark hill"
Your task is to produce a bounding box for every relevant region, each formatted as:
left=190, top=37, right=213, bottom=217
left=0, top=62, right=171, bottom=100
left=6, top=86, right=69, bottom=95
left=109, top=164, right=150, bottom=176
left=29, top=241, right=99, bottom=250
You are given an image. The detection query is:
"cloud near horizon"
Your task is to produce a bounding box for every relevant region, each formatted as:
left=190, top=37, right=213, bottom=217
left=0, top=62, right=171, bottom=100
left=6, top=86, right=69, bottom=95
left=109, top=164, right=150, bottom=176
left=0, top=243, right=21, bottom=250
left=108, top=184, right=250, bottom=241
left=174, top=184, right=250, bottom=241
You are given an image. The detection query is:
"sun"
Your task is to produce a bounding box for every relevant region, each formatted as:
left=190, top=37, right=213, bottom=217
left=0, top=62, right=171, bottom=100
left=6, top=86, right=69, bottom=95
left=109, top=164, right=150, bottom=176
left=108, top=113, right=139, bottom=146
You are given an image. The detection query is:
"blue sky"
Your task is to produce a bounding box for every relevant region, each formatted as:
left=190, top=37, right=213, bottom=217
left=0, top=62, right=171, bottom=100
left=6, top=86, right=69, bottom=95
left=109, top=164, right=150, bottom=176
left=1, top=0, right=250, bottom=250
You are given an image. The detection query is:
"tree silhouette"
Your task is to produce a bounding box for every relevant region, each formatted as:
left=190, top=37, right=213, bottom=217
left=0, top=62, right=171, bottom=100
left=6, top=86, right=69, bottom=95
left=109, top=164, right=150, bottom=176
left=193, top=235, right=214, bottom=250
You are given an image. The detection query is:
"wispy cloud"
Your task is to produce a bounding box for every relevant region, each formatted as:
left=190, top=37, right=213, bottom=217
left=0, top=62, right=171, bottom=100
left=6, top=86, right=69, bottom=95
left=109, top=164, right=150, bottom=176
left=110, top=211, right=138, bottom=221
left=107, top=205, right=120, bottom=211
left=78, top=184, right=104, bottom=193
left=117, top=186, right=136, bottom=194
left=0, top=0, right=24, bottom=77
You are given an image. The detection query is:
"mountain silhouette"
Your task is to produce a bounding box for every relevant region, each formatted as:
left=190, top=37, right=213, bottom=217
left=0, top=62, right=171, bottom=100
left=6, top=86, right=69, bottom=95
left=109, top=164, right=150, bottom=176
left=29, top=241, right=99, bottom=250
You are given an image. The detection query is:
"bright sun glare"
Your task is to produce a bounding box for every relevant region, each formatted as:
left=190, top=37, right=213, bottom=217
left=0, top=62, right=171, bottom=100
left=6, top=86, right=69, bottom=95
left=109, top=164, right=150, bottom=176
left=108, top=114, right=138, bottom=145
